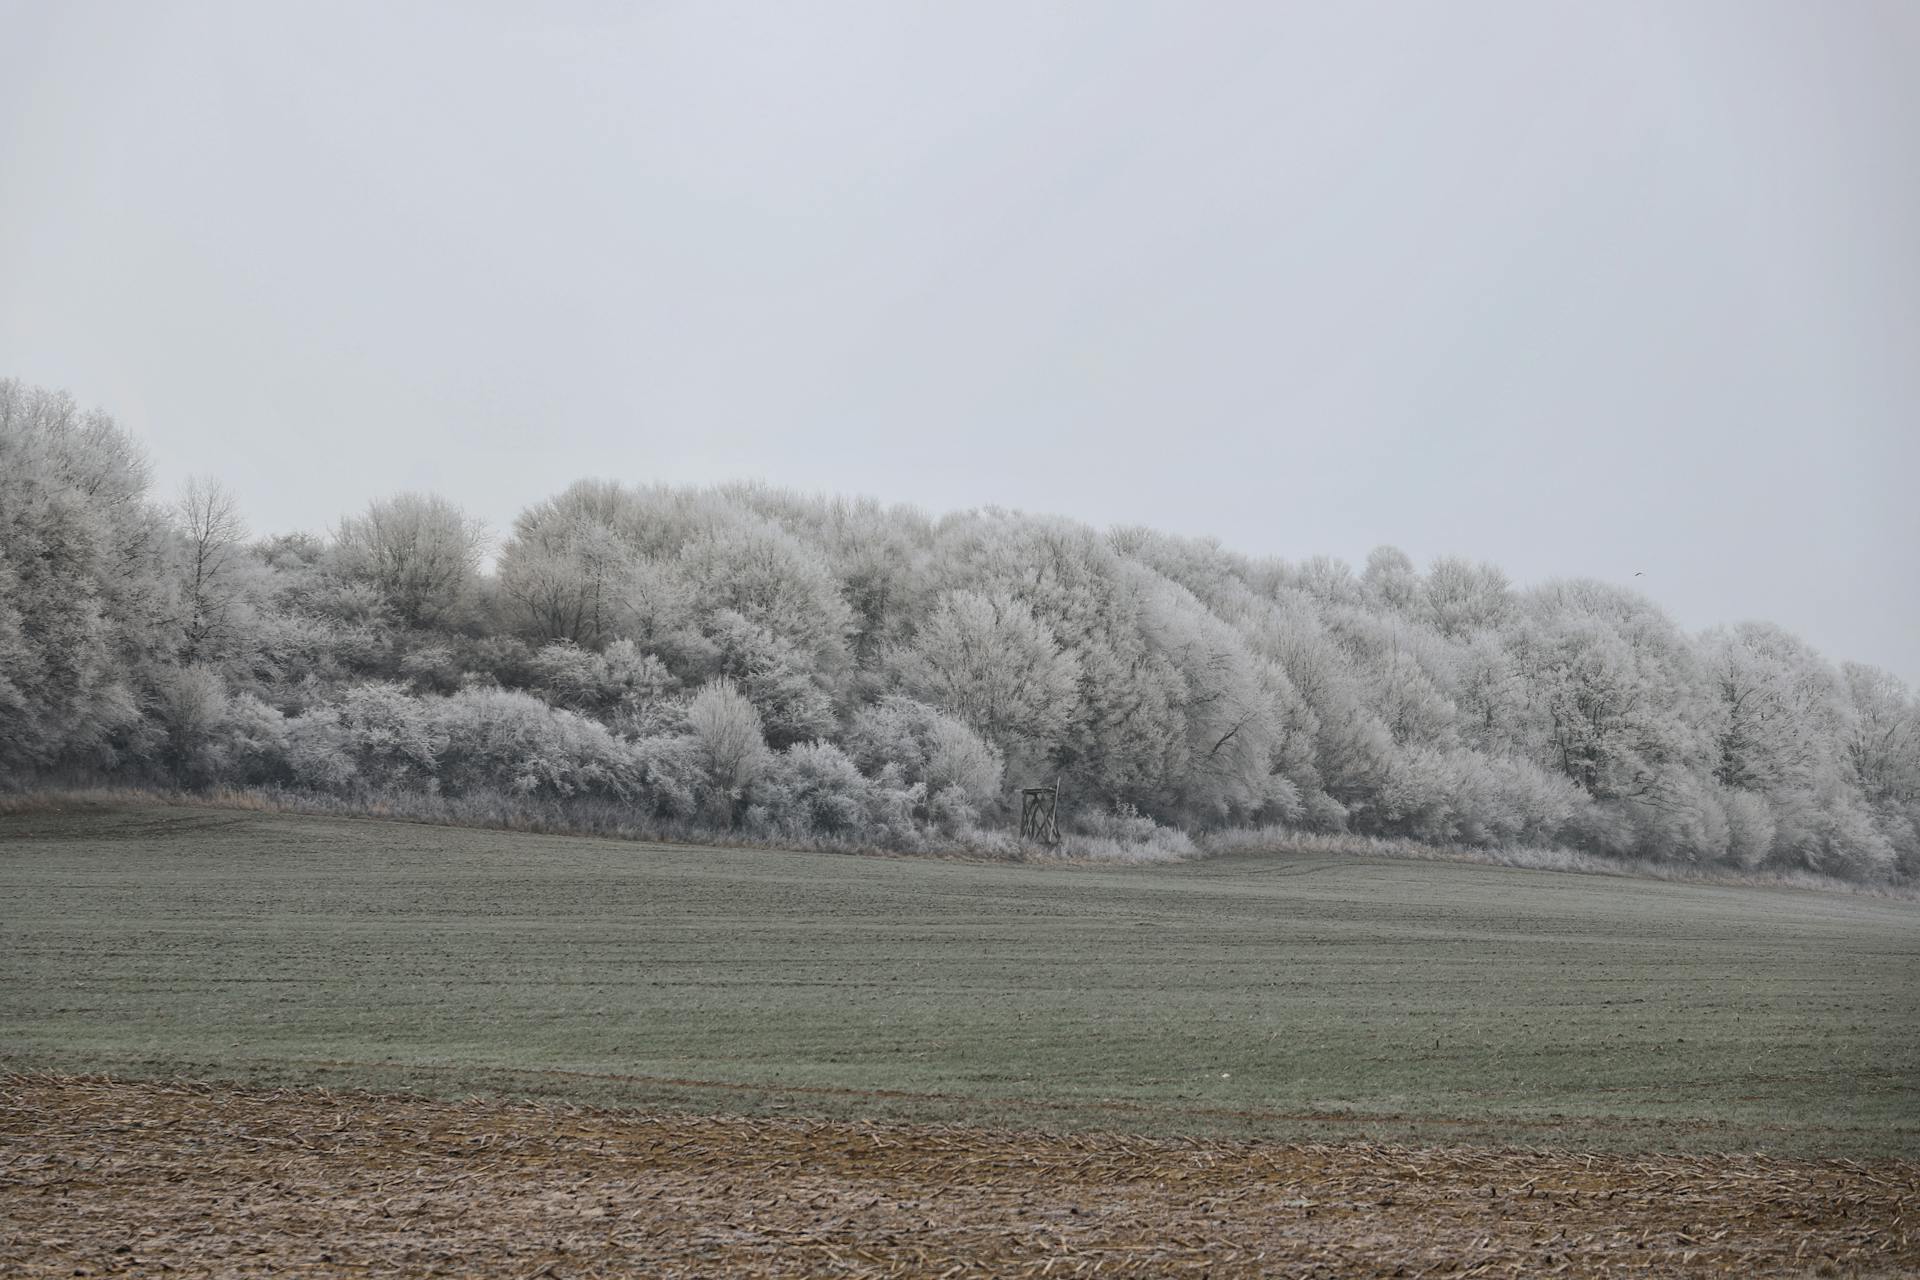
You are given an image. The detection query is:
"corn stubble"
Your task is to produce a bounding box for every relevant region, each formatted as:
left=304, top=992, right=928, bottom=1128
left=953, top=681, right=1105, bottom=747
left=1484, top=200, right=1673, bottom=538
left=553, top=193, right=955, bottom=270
left=4, top=1076, right=1912, bottom=1278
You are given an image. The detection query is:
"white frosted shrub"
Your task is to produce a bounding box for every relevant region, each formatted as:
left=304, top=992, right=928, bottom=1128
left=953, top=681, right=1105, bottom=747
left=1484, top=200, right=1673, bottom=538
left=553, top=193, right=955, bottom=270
left=1371, top=746, right=1462, bottom=844
left=1451, top=755, right=1583, bottom=846
left=1562, top=799, right=1637, bottom=858
left=1721, top=789, right=1777, bottom=869
left=704, top=610, right=837, bottom=747
left=1068, top=802, right=1197, bottom=860
left=287, top=682, right=442, bottom=793
left=530, top=641, right=606, bottom=708
left=399, top=644, right=461, bottom=694
left=431, top=687, right=642, bottom=800
left=1257, top=775, right=1306, bottom=826
left=531, top=638, right=677, bottom=718
left=685, top=677, right=770, bottom=821
left=1618, top=775, right=1729, bottom=865
left=1879, top=812, right=1920, bottom=880
left=1300, top=789, right=1350, bottom=832
left=845, top=695, right=1004, bottom=828
left=153, top=665, right=232, bottom=785
left=1780, top=781, right=1898, bottom=879
left=218, top=693, right=291, bottom=785
left=628, top=733, right=706, bottom=819
left=285, top=711, right=358, bottom=792
left=747, top=740, right=915, bottom=841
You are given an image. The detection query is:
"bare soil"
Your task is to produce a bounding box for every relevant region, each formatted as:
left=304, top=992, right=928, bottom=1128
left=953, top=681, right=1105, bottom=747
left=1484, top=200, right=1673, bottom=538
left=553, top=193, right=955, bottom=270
left=4, top=1076, right=1913, bottom=1278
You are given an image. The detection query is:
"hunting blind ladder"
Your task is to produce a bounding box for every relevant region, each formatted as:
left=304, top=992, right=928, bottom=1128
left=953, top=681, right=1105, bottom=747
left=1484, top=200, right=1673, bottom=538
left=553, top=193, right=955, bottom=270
left=1019, top=782, right=1061, bottom=846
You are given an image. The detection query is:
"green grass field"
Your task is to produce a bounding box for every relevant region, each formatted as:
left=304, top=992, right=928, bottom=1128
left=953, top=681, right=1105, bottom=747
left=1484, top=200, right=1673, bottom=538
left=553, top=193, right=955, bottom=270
left=3, top=803, right=1915, bottom=1154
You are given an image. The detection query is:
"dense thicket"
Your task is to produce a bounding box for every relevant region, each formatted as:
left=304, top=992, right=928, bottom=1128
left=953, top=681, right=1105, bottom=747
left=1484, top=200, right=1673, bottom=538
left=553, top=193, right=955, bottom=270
left=4, top=377, right=1915, bottom=878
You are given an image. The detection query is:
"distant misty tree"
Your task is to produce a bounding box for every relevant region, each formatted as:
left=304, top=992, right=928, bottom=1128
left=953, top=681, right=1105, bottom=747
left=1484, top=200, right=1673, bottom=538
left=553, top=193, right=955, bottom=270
left=1290, top=555, right=1367, bottom=608
left=1451, top=630, right=1530, bottom=756
left=1361, top=545, right=1420, bottom=614
left=1421, top=556, right=1514, bottom=639
left=1325, top=606, right=1458, bottom=750
left=1251, top=602, right=1395, bottom=825
left=152, top=664, right=231, bottom=785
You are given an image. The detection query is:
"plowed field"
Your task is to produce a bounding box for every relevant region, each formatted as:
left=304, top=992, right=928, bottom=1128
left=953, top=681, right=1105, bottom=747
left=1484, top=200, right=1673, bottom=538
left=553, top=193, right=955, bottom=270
left=4, top=1076, right=1914, bottom=1278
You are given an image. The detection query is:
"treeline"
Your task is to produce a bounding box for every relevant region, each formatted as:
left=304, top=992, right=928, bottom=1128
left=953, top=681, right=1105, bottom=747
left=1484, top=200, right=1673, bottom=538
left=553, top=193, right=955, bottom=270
left=3, top=376, right=1916, bottom=877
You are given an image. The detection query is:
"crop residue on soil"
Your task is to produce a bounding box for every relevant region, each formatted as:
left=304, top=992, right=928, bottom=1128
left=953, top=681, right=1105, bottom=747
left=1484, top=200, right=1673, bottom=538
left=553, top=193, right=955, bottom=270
left=3, top=1076, right=1913, bottom=1278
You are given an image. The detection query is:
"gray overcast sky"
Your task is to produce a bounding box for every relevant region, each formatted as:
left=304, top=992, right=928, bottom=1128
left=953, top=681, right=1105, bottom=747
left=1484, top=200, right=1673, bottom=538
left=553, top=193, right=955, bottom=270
left=4, top=1, right=1916, bottom=679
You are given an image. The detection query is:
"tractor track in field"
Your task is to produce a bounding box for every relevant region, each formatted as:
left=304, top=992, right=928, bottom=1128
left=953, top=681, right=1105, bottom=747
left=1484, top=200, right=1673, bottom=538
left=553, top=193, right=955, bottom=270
left=4, top=1075, right=1915, bottom=1278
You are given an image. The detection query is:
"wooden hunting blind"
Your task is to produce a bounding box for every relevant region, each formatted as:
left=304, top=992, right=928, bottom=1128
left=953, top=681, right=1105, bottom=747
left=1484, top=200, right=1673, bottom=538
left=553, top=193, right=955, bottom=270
left=1019, top=783, right=1061, bottom=846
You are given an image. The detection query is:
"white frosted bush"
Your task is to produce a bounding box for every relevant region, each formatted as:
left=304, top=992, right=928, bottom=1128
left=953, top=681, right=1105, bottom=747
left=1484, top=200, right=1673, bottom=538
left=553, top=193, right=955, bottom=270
left=844, top=695, right=1004, bottom=829
left=1722, top=789, right=1777, bottom=869
left=287, top=682, right=441, bottom=793
left=685, top=677, right=770, bottom=820
left=431, top=686, right=642, bottom=800
left=207, top=692, right=292, bottom=787
left=747, top=740, right=916, bottom=841
left=629, top=733, right=706, bottom=819
left=1069, top=802, right=1197, bottom=860
left=704, top=610, right=836, bottom=747
left=153, top=665, right=233, bottom=785
left=531, top=638, right=677, bottom=718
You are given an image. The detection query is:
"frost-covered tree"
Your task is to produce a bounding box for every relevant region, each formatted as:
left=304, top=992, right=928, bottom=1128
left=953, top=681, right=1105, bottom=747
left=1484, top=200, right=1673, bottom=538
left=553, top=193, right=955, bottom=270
left=703, top=610, right=837, bottom=748
left=1421, top=556, right=1514, bottom=639
left=496, top=480, right=701, bottom=654
left=1361, top=545, right=1421, bottom=614
left=1840, top=663, right=1920, bottom=874
left=1131, top=568, right=1280, bottom=823
left=333, top=492, right=488, bottom=631
left=677, top=519, right=854, bottom=674
left=1842, top=664, right=1920, bottom=809
left=684, top=677, right=770, bottom=821
left=171, top=476, right=251, bottom=664
left=530, top=638, right=676, bottom=720
left=888, top=588, right=1080, bottom=774
left=1515, top=582, right=1709, bottom=804
left=0, top=378, right=168, bottom=771
left=1702, top=623, right=1848, bottom=795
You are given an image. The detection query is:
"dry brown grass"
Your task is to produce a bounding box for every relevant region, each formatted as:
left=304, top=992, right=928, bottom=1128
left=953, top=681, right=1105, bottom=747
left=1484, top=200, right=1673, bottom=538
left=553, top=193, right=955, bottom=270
left=3, top=1075, right=1912, bottom=1278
